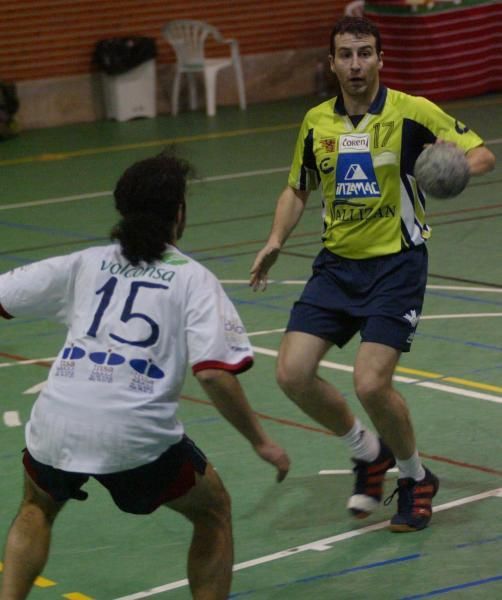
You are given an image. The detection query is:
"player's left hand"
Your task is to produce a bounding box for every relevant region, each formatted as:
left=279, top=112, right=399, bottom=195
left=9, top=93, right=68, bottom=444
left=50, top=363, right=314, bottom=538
left=253, top=440, right=291, bottom=482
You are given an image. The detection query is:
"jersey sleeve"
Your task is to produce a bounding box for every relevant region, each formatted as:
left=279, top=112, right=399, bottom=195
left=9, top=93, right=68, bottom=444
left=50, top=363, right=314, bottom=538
left=185, top=268, right=253, bottom=375
left=287, top=111, right=321, bottom=191
left=0, top=253, right=79, bottom=323
left=412, top=96, right=484, bottom=153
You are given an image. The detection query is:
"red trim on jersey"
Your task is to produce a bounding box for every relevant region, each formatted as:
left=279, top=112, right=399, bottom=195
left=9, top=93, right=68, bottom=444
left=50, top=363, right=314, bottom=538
left=192, top=356, right=253, bottom=376
left=0, top=303, right=13, bottom=319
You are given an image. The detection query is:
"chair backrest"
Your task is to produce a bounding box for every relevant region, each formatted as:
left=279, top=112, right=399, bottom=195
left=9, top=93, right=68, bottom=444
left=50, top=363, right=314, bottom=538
left=163, top=19, right=224, bottom=67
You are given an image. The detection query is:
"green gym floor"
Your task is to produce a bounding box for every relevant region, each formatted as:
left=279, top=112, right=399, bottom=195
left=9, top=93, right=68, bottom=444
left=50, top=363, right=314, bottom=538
left=0, top=92, right=501, bottom=600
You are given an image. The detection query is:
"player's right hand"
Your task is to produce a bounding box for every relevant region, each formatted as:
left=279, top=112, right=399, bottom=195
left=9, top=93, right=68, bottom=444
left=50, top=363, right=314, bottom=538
left=249, top=244, right=281, bottom=291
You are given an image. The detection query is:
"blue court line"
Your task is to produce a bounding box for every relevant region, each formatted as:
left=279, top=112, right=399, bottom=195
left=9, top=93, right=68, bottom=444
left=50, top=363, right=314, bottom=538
left=0, top=255, right=35, bottom=264
left=228, top=554, right=421, bottom=598
left=464, top=364, right=502, bottom=376
left=228, top=532, right=502, bottom=599
left=456, top=534, right=502, bottom=549
left=230, top=295, right=296, bottom=313
left=426, top=290, right=502, bottom=308
left=0, top=219, right=98, bottom=239
left=414, top=331, right=502, bottom=353
left=399, top=574, right=502, bottom=599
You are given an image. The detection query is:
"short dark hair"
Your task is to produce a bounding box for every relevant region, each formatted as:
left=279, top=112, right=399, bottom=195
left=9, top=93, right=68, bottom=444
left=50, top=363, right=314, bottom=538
left=330, top=16, right=382, bottom=55
left=111, top=151, right=192, bottom=265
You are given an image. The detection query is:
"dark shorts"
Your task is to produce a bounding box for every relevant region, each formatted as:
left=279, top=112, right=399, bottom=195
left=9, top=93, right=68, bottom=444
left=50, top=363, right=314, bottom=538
left=23, top=435, right=208, bottom=515
left=287, top=245, right=428, bottom=352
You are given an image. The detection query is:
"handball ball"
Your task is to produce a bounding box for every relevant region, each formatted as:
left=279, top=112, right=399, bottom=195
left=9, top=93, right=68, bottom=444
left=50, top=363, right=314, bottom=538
left=414, top=143, right=470, bottom=199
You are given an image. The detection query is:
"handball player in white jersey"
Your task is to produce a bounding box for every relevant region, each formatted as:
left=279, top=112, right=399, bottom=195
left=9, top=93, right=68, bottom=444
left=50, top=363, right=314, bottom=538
left=0, top=152, right=290, bottom=600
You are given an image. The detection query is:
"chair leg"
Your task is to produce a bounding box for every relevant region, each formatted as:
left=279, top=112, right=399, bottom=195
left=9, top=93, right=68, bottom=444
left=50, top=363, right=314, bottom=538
left=171, top=71, right=181, bottom=116
left=233, top=60, right=247, bottom=111
left=187, top=73, right=198, bottom=111
left=203, top=68, right=218, bottom=117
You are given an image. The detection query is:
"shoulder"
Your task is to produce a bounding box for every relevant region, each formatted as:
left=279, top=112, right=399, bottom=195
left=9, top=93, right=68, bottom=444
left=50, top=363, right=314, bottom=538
left=71, top=244, right=117, bottom=263
left=302, top=98, right=336, bottom=126
left=386, top=88, right=442, bottom=120
left=385, top=88, right=429, bottom=112
left=162, top=247, right=219, bottom=286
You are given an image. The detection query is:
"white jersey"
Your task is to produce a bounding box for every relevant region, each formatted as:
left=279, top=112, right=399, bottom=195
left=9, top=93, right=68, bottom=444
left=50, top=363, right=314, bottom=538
left=0, top=244, right=253, bottom=474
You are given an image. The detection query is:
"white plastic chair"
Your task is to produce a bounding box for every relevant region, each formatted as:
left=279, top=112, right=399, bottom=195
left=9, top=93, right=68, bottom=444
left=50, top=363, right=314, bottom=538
left=344, top=1, right=365, bottom=16
left=163, top=19, right=246, bottom=117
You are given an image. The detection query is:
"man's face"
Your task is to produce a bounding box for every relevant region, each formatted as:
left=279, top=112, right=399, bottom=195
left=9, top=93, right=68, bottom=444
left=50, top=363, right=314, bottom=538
left=329, top=33, right=382, bottom=99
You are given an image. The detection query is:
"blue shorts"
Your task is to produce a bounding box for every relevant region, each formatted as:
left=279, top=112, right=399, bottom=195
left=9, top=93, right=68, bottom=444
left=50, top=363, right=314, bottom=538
left=287, top=245, right=428, bottom=352
left=23, top=435, right=208, bottom=515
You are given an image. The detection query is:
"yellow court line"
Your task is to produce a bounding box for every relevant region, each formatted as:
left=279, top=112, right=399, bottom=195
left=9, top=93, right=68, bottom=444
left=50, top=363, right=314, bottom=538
left=3, top=92, right=502, bottom=168
left=0, top=123, right=299, bottom=167
left=396, top=365, right=502, bottom=394
left=63, top=593, right=95, bottom=600
left=442, top=377, right=502, bottom=394
left=396, top=366, right=442, bottom=378
left=34, top=575, right=57, bottom=588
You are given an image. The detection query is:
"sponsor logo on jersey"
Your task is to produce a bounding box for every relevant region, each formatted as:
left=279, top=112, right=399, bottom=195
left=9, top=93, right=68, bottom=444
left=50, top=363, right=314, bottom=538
left=339, top=133, right=370, bottom=153
left=224, top=318, right=250, bottom=352
left=454, top=119, right=469, bottom=135
left=319, top=138, right=336, bottom=153
left=129, top=358, right=165, bottom=379
left=101, top=260, right=176, bottom=282
left=335, top=134, right=381, bottom=200
left=320, top=157, right=334, bottom=174
left=89, top=351, right=125, bottom=366
left=331, top=205, right=396, bottom=222
left=62, top=345, right=86, bottom=360
left=89, top=365, right=114, bottom=383
left=56, top=345, right=85, bottom=378
left=162, top=252, right=189, bottom=266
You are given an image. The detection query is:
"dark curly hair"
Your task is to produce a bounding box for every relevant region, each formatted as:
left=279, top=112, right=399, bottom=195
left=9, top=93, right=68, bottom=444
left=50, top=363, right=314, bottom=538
left=111, top=151, right=192, bottom=265
left=330, top=16, right=382, bottom=56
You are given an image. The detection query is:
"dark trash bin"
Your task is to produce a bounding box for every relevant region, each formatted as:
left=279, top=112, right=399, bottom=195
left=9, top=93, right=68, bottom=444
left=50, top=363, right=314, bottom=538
left=0, top=80, right=20, bottom=140
left=93, top=37, right=157, bottom=75
left=93, top=37, right=157, bottom=121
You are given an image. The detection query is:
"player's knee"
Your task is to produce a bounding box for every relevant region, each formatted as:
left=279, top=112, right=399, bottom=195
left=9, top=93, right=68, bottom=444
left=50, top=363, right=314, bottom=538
left=18, top=500, right=56, bottom=526
left=354, top=374, right=389, bottom=406
left=199, top=483, right=232, bottom=532
left=276, top=361, right=311, bottom=398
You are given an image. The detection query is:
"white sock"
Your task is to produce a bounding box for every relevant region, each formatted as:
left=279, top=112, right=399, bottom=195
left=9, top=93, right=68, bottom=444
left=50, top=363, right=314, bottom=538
left=341, top=419, right=380, bottom=462
left=396, top=451, right=426, bottom=481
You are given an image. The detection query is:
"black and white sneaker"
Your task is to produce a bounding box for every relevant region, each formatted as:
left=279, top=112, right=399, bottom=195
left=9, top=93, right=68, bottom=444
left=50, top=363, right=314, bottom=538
left=347, top=439, right=396, bottom=519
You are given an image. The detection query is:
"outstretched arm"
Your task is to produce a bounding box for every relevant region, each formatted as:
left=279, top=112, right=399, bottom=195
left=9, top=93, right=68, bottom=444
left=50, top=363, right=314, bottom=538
left=249, top=186, right=310, bottom=291
left=466, top=145, right=496, bottom=176
left=196, top=368, right=290, bottom=482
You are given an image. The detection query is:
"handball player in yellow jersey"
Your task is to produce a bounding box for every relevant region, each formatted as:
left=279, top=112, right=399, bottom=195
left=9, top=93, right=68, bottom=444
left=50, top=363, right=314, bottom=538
left=250, top=16, right=495, bottom=532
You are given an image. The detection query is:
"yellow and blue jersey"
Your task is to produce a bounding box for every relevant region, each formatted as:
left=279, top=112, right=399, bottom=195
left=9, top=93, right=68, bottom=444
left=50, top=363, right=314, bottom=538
left=288, top=86, right=484, bottom=259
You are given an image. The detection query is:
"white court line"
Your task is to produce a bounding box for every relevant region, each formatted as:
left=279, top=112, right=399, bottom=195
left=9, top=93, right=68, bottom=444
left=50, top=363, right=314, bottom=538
left=252, top=346, right=502, bottom=404
left=0, top=357, right=57, bottom=368
left=319, top=468, right=399, bottom=475
left=1, top=132, right=501, bottom=213
left=0, top=168, right=290, bottom=212
left=247, top=314, right=502, bottom=335
left=23, top=382, right=46, bottom=395
left=421, top=313, right=502, bottom=319
left=221, top=280, right=502, bottom=292
left=3, top=411, right=21, bottom=427
left=111, top=487, right=502, bottom=600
